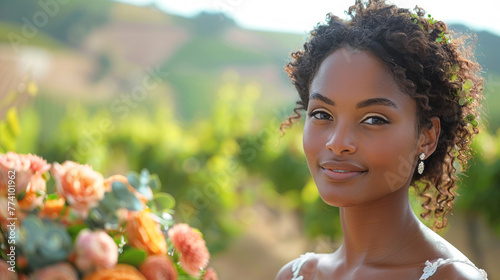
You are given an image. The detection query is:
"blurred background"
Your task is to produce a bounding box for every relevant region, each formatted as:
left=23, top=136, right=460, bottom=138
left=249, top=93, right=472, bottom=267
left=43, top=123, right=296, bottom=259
left=1, top=0, right=499, bottom=279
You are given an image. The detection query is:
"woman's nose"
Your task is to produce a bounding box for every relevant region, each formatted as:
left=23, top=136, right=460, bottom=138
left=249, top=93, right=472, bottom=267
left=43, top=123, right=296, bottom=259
left=325, top=124, right=357, bottom=155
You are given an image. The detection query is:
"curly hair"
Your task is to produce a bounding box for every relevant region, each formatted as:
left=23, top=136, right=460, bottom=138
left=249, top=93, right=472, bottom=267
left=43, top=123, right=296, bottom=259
left=282, top=0, right=483, bottom=230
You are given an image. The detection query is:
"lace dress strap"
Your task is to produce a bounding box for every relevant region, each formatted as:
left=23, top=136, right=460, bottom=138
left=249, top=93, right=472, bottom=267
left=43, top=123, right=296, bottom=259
left=419, top=258, right=488, bottom=280
left=291, top=252, right=315, bottom=280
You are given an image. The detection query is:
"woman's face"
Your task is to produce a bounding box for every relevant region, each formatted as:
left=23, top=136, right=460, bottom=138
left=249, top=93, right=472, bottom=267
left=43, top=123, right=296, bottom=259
left=303, top=49, right=420, bottom=207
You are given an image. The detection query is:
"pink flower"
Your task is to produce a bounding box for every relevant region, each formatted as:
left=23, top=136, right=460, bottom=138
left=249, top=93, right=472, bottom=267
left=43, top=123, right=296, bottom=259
left=203, top=268, right=218, bottom=280
left=0, top=152, right=50, bottom=195
left=0, top=259, right=17, bottom=280
left=140, top=255, right=178, bottom=280
left=52, top=161, right=105, bottom=218
left=32, top=262, right=78, bottom=280
left=74, top=229, right=118, bottom=272
left=168, top=223, right=210, bottom=277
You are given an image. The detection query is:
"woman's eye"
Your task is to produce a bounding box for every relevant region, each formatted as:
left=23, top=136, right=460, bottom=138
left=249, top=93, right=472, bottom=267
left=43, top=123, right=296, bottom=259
left=310, top=111, right=333, bottom=120
left=362, top=116, right=389, bottom=125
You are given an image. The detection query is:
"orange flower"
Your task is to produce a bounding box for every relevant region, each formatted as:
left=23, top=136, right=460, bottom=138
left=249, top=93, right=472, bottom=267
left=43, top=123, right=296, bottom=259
left=126, top=210, right=167, bottom=255
left=82, top=264, right=146, bottom=280
left=18, top=174, right=46, bottom=211
left=39, top=195, right=67, bottom=220
left=52, top=161, right=105, bottom=218
left=140, top=255, right=177, bottom=280
left=203, top=268, right=218, bottom=280
left=168, top=223, right=210, bottom=277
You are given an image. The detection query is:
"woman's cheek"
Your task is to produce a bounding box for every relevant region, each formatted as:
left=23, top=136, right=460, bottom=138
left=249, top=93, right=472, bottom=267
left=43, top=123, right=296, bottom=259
left=303, top=124, right=319, bottom=160
left=369, top=134, right=416, bottom=191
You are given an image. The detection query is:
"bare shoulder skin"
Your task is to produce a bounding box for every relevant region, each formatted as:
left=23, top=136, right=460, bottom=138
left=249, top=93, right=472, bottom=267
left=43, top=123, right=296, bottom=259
left=275, top=254, right=319, bottom=280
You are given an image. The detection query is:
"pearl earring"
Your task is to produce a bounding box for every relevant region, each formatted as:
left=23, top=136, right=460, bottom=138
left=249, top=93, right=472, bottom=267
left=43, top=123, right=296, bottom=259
left=418, top=153, right=425, bottom=175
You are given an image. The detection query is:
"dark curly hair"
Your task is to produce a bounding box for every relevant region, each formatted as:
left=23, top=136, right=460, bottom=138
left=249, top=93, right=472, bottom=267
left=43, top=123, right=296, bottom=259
left=282, top=0, right=483, bottom=230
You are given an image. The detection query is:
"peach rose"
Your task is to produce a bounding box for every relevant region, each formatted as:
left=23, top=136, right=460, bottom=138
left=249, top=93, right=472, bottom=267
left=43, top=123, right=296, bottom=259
left=0, top=259, right=17, bottom=280
left=32, top=262, right=78, bottom=280
left=75, top=229, right=118, bottom=272
left=18, top=174, right=46, bottom=211
left=82, top=264, right=146, bottom=280
left=168, top=223, right=210, bottom=277
left=140, top=255, right=177, bottom=280
left=203, top=268, right=218, bottom=280
left=0, top=152, right=50, bottom=195
left=52, top=161, right=105, bottom=218
left=126, top=210, right=167, bottom=255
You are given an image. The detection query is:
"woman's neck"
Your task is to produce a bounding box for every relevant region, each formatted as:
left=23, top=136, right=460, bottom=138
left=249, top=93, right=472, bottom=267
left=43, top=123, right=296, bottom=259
left=338, top=186, right=422, bottom=267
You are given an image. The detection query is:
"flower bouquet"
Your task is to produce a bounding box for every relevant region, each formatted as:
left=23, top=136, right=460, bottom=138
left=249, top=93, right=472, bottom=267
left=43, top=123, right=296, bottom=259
left=0, top=152, right=218, bottom=280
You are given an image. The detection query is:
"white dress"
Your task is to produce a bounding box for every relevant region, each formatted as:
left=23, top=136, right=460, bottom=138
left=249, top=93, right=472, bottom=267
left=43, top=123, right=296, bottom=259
left=290, top=253, right=488, bottom=280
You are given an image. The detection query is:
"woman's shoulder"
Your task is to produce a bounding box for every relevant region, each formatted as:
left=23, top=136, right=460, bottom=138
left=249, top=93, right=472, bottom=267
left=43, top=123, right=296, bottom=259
left=275, top=252, right=320, bottom=280
left=417, top=226, right=488, bottom=279
left=420, top=258, right=488, bottom=280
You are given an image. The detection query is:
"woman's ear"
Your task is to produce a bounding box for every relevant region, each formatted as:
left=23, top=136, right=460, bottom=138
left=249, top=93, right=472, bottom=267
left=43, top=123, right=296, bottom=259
left=418, top=117, right=441, bottom=157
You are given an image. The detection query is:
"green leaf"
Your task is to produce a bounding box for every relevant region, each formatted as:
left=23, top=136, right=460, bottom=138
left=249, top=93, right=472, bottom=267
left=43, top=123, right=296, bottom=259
left=42, top=171, right=50, bottom=181
left=465, top=114, right=476, bottom=123
left=149, top=174, right=161, bottom=193
left=47, top=193, right=59, bottom=200
left=436, top=37, right=442, bottom=43
left=127, top=169, right=154, bottom=200
left=66, top=224, right=87, bottom=242
left=118, top=248, right=147, bottom=266
left=139, top=168, right=150, bottom=185
left=463, top=79, right=473, bottom=93
left=126, top=171, right=140, bottom=190
left=177, top=276, right=199, bottom=280
left=112, top=181, right=143, bottom=211
left=459, top=97, right=467, bottom=106
left=147, top=192, right=176, bottom=211
left=17, top=191, right=26, bottom=201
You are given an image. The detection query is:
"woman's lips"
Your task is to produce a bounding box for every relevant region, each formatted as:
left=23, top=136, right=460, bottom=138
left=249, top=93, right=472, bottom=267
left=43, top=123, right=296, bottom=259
left=319, top=161, right=367, bottom=182
left=321, top=167, right=366, bottom=182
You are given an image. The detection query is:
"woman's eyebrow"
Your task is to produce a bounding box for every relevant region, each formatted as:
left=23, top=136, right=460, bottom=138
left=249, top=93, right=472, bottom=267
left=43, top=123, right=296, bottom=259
left=309, top=93, right=397, bottom=109
left=356, top=98, right=398, bottom=109
left=309, top=92, right=335, bottom=106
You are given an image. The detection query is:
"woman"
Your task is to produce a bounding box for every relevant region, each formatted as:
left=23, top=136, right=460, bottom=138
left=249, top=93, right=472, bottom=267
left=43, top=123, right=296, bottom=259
left=276, top=0, right=488, bottom=279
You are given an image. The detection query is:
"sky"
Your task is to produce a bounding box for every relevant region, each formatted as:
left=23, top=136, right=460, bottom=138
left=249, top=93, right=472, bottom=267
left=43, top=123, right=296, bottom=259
left=117, top=0, right=500, bottom=36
